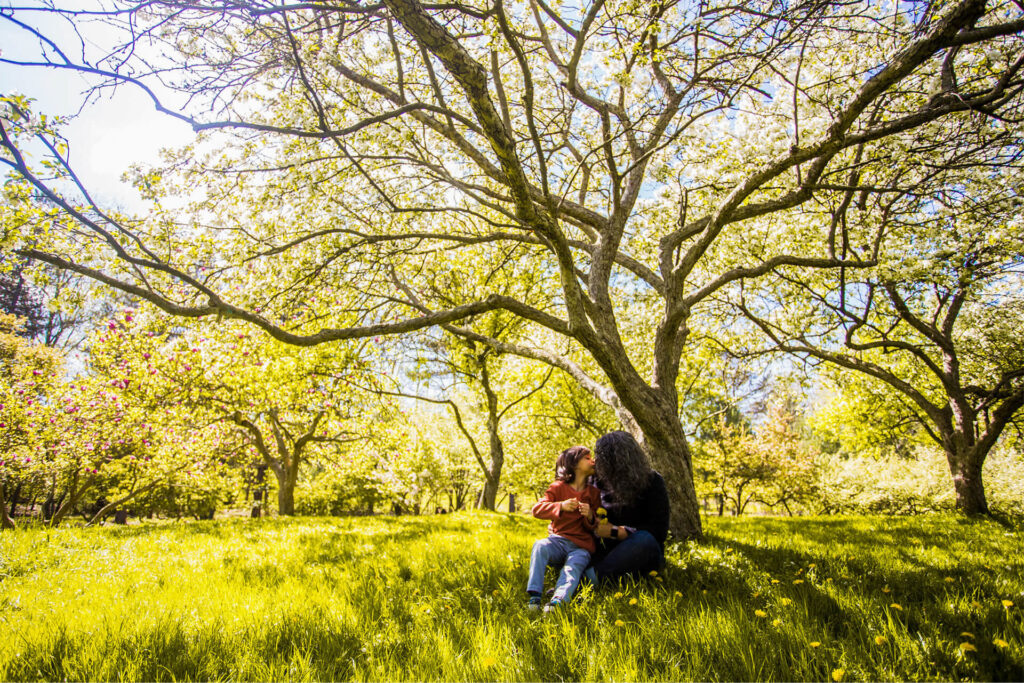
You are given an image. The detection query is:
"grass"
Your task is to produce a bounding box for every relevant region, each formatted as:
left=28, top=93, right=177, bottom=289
left=0, top=511, right=1022, bottom=681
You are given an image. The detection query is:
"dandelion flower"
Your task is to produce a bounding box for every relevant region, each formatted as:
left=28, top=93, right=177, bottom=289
left=772, top=618, right=782, bottom=627
left=771, top=579, right=780, bottom=585
left=780, top=598, right=792, bottom=606
left=614, top=592, right=624, bottom=599
left=890, top=603, right=903, bottom=611
left=874, top=636, right=887, bottom=645
left=960, top=632, right=974, bottom=639
left=614, top=619, right=625, bottom=627
left=945, top=576, right=955, bottom=583
left=881, top=586, right=891, bottom=594
left=480, top=655, right=498, bottom=668
left=831, top=668, right=844, bottom=682
left=754, top=610, right=768, bottom=618
left=1002, top=599, right=1014, bottom=609
left=726, top=548, right=733, bottom=553
left=629, top=598, right=638, bottom=606
left=993, top=639, right=1009, bottom=649
left=809, top=641, right=821, bottom=648
left=959, top=642, right=977, bottom=653
left=793, top=579, right=805, bottom=585
left=674, top=591, right=683, bottom=598
left=492, top=589, right=500, bottom=596
left=649, top=570, right=658, bottom=577
left=656, top=576, right=664, bottom=582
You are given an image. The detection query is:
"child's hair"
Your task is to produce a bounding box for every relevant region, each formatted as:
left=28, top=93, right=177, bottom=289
left=555, top=445, right=592, bottom=483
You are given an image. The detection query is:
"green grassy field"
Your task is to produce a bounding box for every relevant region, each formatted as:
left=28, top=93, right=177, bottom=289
left=1, top=512, right=1022, bottom=681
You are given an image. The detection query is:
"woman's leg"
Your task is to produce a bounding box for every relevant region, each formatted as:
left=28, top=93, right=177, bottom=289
left=552, top=546, right=591, bottom=603
left=527, top=536, right=567, bottom=595
left=593, top=530, right=663, bottom=583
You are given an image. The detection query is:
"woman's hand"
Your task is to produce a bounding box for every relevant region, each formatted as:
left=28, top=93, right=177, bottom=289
left=560, top=498, right=580, bottom=512
left=578, top=501, right=591, bottom=518
left=595, top=521, right=629, bottom=540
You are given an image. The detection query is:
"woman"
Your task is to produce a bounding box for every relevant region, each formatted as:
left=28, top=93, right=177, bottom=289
left=590, top=430, right=670, bottom=581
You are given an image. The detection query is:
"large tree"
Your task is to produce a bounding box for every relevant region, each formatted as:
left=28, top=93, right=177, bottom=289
left=3, top=0, right=1024, bottom=537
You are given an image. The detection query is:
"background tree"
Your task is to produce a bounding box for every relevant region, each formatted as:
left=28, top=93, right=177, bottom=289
left=4, top=0, right=1024, bottom=536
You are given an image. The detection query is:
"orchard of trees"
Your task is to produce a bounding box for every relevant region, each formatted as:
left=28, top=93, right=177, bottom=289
left=2, top=0, right=1023, bottom=537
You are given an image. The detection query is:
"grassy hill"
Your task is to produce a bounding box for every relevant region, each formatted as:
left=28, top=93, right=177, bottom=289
left=1, top=512, right=1021, bottom=681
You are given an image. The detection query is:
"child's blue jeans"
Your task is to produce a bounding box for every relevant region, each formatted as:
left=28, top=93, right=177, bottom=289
left=527, top=535, right=591, bottom=603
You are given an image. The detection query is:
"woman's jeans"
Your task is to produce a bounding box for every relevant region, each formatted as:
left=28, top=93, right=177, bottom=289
left=593, top=529, right=664, bottom=582
left=527, top=535, right=591, bottom=603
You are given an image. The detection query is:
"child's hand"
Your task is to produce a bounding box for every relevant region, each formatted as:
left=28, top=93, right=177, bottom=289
left=560, top=498, right=580, bottom=512
left=578, top=502, right=591, bottom=517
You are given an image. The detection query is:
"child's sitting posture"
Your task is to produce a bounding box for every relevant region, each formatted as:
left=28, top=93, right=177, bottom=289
left=526, top=445, right=600, bottom=612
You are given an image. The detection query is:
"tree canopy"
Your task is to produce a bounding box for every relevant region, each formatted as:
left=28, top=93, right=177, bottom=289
left=3, top=0, right=1024, bottom=537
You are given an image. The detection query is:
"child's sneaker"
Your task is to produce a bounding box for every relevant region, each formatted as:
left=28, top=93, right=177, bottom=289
left=526, top=595, right=543, bottom=611
left=543, top=599, right=564, bottom=613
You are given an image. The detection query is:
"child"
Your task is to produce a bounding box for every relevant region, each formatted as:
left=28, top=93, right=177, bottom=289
left=526, top=445, right=600, bottom=611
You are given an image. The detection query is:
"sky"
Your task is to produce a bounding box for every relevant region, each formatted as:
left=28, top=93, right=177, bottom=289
left=1, top=6, right=194, bottom=209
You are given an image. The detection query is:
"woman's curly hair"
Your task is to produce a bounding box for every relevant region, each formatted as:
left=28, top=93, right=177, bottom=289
left=555, top=445, right=592, bottom=483
left=594, top=431, right=652, bottom=506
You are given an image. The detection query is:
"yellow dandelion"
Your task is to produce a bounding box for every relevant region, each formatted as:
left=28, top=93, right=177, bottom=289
left=726, top=548, right=733, bottom=553
left=874, top=636, right=887, bottom=645
left=831, top=668, right=845, bottom=682
left=674, top=591, right=683, bottom=598
left=754, top=609, right=768, bottom=618
left=614, top=619, right=625, bottom=627
left=881, top=586, right=891, bottom=594
left=492, top=589, right=500, bottom=596
left=480, top=655, right=498, bottom=668
left=772, top=618, right=783, bottom=627
left=1002, top=599, right=1014, bottom=609
left=809, top=641, right=821, bottom=648
left=793, top=579, right=805, bottom=585
left=656, top=576, right=664, bottom=582
left=826, top=578, right=834, bottom=584
left=890, top=603, right=903, bottom=611
left=944, top=576, right=955, bottom=583
left=702, top=589, right=708, bottom=595
left=809, top=563, right=817, bottom=569
left=629, top=598, right=638, bottom=606
left=780, top=598, right=792, bottom=606
left=614, top=591, right=624, bottom=598
left=649, top=570, right=658, bottom=577
left=993, top=639, right=1009, bottom=649
left=960, top=632, right=975, bottom=639
left=753, top=591, right=762, bottom=599
left=959, top=642, right=977, bottom=653
left=771, top=579, right=780, bottom=585
left=596, top=507, right=607, bottom=518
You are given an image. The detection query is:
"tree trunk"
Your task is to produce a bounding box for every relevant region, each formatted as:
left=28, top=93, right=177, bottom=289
left=9, top=482, right=21, bottom=517
left=476, top=359, right=505, bottom=511
left=947, top=448, right=988, bottom=514
left=0, top=484, right=15, bottom=530
left=276, top=463, right=297, bottom=516
left=624, top=402, right=705, bottom=540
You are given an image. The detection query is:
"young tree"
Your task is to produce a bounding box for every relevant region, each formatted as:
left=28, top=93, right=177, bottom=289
left=3, top=1, right=1023, bottom=536
left=733, top=138, right=1024, bottom=514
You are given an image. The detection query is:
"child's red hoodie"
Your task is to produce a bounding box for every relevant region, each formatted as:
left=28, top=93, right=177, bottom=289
left=531, top=481, right=601, bottom=553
